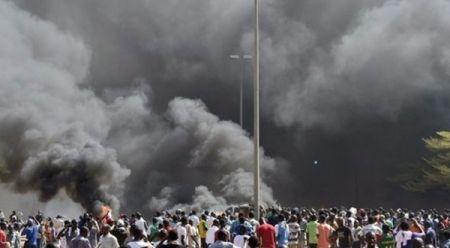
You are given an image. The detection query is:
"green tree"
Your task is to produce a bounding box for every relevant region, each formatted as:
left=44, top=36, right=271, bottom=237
left=399, top=131, right=450, bottom=192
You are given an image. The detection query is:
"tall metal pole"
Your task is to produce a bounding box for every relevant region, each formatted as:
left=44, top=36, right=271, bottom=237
left=253, top=0, right=261, bottom=219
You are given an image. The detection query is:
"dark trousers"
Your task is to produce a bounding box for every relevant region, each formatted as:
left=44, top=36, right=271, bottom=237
left=201, top=238, right=207, bottom=248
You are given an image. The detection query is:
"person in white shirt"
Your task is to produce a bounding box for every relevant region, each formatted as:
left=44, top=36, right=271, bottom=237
left=206, top=220, right=220, bottom=246
left=128, top=225, right=153, bottom=248
left=210, top=230, right=238, bottom=248
left=134, top=212, right=149, bottom=237
left=359, top=217, right=382, bottom=238
left=187, top=219, right=200, bottom=248
left=177, top=217, right=188, bottom=247
left=233, top=226, right=249, bottom=248
left=98, top=225, right=119, bottom=248
left=189, top=211, right=200, bottom=228
left=207, top=213, right=217, bottom=229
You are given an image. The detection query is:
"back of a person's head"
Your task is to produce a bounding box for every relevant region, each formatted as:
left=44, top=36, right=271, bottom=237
left=239, top=225, right=247, bottom=235
left=443, top=230, right=450, bottom=240
left=102, top=224, right=111, bottom=234
left=158, top=229, right=168, bottom=240
left=290, top=215, right=298, bottom=223
left=80, top=226, right=89, bottom=237
left=310, top=215, right=317, bottom=222
left=248, top=236, right=259, bottom=248
left=239, top=216, right=245, bottom=224
left=382, top=224, right=391, bottom=234
left=168, top=230, right=178, bottom=241
left=365, top=232, right=376, bottom=244
left=400, top=221, right=410, bottom=231
left=258, top=217, right=265, bottom=225
left=216, top=230, right=228, bottom=241
left=181, top=216, right=187, bottom=225
left=219, top=218, right=226, bottom=227
left=318, top=215, right=326, bottom=223
left=336, top=217, right=344, bottom=227
left=367, top=216, right=375, bottom=224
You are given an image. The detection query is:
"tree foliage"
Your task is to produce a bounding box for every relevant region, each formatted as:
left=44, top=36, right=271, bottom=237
left=399, top=131, right=450, bottom=192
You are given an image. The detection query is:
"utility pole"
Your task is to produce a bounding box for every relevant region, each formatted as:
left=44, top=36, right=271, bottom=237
left=253, top=0, right=260, bottom=219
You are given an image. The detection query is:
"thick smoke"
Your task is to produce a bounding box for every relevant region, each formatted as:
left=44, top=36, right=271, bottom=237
left=263, top=0, right=450, bottom=129
left=0, top=0, right=279, bottom=213
left=0, top=0, right=134, bottom=213
left=4, top=0, right=450, bottom=210
left=107, top=96, right=278, bottom=211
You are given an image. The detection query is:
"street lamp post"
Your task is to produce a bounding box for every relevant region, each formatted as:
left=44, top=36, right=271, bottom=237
left=229, top=54, right=252, bottom=128
left=253, top=0, right=260, bottom=219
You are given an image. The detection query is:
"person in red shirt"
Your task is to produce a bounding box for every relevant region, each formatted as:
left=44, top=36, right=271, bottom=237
left=257, top=218, right=276, bottom=248
left=0, top=222, right=9, bottom=248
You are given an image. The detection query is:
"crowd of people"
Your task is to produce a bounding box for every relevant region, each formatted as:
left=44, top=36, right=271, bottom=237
left=0, top=207, right=448, bottom=248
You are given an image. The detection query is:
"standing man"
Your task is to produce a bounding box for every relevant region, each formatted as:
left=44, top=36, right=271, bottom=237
left=177, top=217, right=188, bottom=247
left=306, top=216, right=318, bottom=248
left=288, top=215, right=301, bottom=248
left=332, top=218, right=352, bottom=248
left=257, top=218, right=276, bottom=248
left=23, top=219, right=39, bottom=248
left=98, top=225, right=119, bottom=248
left=275, top=215, right=290, bottom=248
left=70, top=227, right=91, bottom=248
left=206, top=220, right=220, bottom=247
left=134, top=212, right=148, bottom=238
left=0, top=222, right=8, bottom=248
left=198, top=215, right=209, bottom=248
left=317, top=215, right=333, bottom=248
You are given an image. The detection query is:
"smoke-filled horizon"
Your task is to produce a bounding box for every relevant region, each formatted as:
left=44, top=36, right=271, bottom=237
left=0, top=0, right=449, bottom=214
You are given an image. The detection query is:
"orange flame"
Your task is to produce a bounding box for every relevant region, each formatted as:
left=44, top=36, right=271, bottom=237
left=100, top=205, right=112, bottom=219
